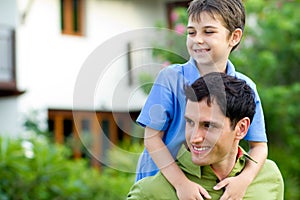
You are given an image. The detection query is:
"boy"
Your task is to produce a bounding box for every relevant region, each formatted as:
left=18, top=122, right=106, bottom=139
left=136, top=0, right=268, bottom=199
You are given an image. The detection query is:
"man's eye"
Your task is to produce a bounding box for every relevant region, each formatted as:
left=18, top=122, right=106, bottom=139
left=203, top=123, right=213, bottom=129
left=186, top=118, right=195, bottom=126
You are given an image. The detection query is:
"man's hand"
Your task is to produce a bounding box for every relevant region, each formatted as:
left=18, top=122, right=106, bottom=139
left=213, top=176, right=250, bottom=200
left=176, top=179, right=211, bottom=200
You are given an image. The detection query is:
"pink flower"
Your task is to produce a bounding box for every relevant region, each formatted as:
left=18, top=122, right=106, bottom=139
left=170, top=11, right=179, bottom=23
left=174, top=23, right=186, bottom=35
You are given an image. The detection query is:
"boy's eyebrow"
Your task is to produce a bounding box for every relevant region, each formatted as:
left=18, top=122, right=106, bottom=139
left=203, top=25, right=218, bottom=29
left=186, top=26, right=195, bottom=29
left=187, top=25, right=218, bottom=29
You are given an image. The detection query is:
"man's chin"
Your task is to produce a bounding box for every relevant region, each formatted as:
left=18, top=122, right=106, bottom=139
left=191, top=156, right=209, bottom=166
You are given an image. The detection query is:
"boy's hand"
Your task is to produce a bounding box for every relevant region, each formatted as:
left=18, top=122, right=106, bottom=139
left=176, top=179, right=211, bottom=200
left=213, top=176, right=249, bottom=200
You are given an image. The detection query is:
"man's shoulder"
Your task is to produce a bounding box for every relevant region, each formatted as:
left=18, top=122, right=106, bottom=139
left=259, top=159, right=284, bottom=184
left=245, top=159, right=284, bottom=199
left=127, top=172, right=178, bottom=200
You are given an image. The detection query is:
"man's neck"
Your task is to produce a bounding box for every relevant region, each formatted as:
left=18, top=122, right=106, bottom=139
left=209, top=147, right=239, bottom=180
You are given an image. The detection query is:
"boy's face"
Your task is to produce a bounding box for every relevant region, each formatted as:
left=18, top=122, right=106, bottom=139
left=186, top=12, right=235, bottom=72
left=184, top=99, right=237, bottom=168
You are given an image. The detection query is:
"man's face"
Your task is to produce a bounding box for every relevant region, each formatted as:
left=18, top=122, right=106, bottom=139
left=184, top=99, right=237, bottom=167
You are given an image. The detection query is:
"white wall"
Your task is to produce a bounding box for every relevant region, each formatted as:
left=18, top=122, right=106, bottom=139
left=0, top=0, right=182, bottom=135
left=15, top=0, right=170, bottom=123
left=0, top=97, right=21, bottom=137
left=0, top=0, right=18, bottom=26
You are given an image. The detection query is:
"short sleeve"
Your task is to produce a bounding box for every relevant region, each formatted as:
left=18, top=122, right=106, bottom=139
left=136, top=66, right=182, bottom=131
left=242, top=78, right=267, bottom=142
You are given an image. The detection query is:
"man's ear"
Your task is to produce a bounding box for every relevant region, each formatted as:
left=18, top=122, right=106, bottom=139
left=235, top=117, right=250, bottom=140
left=229, top=28, right=243, bottom=47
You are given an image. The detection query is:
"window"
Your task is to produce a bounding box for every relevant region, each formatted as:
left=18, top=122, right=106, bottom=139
left=60, top=0, right=84, bottom=36
left=0, top=27, right=15, bottom=87
left=0, top=26, right=23, bottom=97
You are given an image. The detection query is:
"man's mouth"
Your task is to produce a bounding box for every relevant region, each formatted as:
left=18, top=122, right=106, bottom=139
left=192, top=145, right=210, bottom=153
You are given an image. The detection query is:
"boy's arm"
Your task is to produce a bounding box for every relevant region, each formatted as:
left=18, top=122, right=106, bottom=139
left=144, top=127, right=211, bottom=200
left=214, top=141, right=268, bottom=200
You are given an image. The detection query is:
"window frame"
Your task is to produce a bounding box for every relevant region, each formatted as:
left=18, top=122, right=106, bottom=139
left=60, top=0, right=85, bottom=36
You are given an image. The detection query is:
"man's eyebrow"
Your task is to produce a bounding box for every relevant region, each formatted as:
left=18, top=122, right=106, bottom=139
left=201, top=121, right=215, bottom=125
left=201, top=121, right=223, bottom=128
left=184, top=115, right=195, bottom=122
left=184, top=115, right=190, bottom=120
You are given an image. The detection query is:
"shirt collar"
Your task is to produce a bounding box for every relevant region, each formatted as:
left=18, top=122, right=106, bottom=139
left=187, top=57, right=236, bottom=77
left=176, top=144, right=253, bottom=179
left=226, top=59, right=236, bottom=76
left=176, top=144, right=201, bottom=177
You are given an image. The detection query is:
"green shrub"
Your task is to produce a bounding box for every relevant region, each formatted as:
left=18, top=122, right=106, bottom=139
left=0, top=133, right=139, bottom=200
left=260, top=83, right=300, bottom=199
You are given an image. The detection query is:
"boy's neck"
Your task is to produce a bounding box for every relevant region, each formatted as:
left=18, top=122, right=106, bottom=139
left=195, top=61, right=227, bottom=76
left=198, top=64, right=227, bottom=76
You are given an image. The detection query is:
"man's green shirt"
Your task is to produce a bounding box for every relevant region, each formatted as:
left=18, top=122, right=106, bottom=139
left=127, top=145, right=284, bottom=200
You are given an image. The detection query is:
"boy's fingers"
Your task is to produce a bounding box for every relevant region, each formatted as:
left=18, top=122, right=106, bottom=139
left=199, top=186, right=212, bottom=199
left=213, top=179, right=229, bottom=190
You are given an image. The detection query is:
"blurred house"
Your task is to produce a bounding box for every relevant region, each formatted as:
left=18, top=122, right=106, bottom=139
left=0, top=0, right=24, bottom=137
left=0, top=0, right=189, bottom=168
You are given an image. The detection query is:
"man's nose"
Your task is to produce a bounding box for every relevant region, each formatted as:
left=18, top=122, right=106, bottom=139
left=191, top=127, right=205, bottom=143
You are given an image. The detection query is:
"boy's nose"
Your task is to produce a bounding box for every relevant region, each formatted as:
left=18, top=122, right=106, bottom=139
left=195, top=33, right=204, bottom=44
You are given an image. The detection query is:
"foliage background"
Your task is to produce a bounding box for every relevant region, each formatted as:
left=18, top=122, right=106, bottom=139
left=229, top=1, right=300, bottom=198
left=1, top=0, right=300, bottom=199
left=0, top=133, right=141, bottom=200
left=157, top=0, right=300, bottom=199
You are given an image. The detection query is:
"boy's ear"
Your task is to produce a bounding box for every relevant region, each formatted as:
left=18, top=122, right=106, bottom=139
left=234, top=117, right=250, bottom=140
left=230, top=28, right=243, bottom=47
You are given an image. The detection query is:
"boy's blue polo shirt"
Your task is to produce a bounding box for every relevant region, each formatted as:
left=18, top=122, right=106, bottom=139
left=135, top=58, right=267, bottom=181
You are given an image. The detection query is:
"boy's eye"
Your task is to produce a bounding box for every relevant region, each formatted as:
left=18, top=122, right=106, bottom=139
left=205, top=30, right=214, bottom=34
left=187, top=31, right=196, bottom=35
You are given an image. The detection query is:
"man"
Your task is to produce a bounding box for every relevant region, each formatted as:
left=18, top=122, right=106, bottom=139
left=127, top=72, right=284, bottom=199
